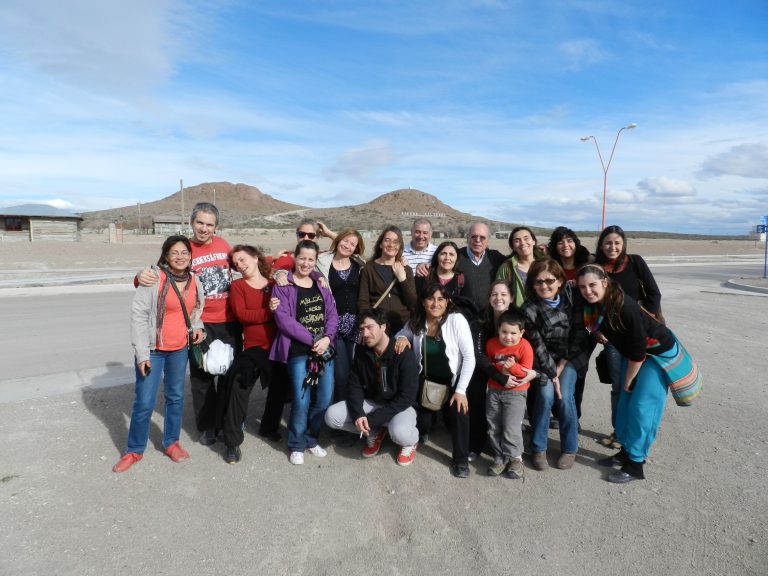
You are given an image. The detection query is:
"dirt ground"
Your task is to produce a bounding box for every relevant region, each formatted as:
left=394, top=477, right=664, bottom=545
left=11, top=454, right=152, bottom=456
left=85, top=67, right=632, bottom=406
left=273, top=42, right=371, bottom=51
left=1, top=230, right=767, bottom=575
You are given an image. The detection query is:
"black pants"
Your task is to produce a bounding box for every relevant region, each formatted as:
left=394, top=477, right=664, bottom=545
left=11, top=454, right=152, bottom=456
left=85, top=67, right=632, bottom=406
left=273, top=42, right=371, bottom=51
left=417, top=398, right=470, bottom=466
left=466, top=370, right=488, bottom=455
left=217, top=346, right=284, bottom=447
left=190, top=321, right=242, bottom=433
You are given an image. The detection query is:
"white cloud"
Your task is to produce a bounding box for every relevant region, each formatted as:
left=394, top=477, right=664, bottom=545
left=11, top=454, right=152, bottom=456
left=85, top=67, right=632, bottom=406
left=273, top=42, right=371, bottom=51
left=558, top=39, right=608, bottom=71
left=637, top=177, right=697, bottom=199
left=0, top=0, right=191, bottom=97
left=323, top=140, right=399, bottom=184
left=698, top=144, right=768, bottom=179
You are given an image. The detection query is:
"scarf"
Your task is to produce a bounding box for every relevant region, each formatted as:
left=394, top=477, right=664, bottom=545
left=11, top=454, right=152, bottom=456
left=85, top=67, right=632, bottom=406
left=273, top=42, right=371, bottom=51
left=583, top=303, right=605, bottom=334
left=156, top=267, right=193, bottom=347
left=603, top=255, right=629, bottom=274
left=543, top=295, right=560, bottom=309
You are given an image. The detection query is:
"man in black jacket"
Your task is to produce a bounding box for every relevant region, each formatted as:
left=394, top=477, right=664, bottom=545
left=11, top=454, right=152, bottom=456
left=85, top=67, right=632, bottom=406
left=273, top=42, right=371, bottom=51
left=325, top=308, right=420, bottom=466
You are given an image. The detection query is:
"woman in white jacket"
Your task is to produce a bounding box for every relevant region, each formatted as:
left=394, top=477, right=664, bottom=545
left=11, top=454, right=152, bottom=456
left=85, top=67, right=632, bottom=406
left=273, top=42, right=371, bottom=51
left=395, top=282, right=476, bottom=478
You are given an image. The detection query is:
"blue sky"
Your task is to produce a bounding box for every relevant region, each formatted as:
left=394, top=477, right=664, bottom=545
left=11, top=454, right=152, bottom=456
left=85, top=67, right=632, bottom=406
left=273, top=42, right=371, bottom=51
left=0, top=1, right=766, bottom=234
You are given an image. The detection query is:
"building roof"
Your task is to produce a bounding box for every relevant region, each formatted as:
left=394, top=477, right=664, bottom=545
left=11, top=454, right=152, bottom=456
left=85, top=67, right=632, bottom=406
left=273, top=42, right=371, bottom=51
left=0, top=204, right=82, bottom=219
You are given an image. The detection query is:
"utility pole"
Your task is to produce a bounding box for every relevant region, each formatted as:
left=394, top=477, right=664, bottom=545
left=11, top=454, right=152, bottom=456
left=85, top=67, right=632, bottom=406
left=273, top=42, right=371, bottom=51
left=180, top=179, right=184, bottom=234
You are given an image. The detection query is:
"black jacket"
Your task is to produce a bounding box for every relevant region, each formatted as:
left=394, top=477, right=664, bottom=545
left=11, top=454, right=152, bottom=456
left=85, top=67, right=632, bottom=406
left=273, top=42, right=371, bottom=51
left=346, top=338, right=419, bottom=429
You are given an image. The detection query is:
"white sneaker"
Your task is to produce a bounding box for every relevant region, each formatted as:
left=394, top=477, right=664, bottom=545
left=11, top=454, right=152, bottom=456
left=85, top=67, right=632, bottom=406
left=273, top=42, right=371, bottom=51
left=289, top=451, right=304, bottom=465
left=308, top=445, right=327, bottom=458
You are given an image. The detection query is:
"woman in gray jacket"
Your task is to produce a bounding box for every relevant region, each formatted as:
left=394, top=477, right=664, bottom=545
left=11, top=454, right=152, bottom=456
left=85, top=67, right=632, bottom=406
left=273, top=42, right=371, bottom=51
left=113, top=235, right=205, bottom=473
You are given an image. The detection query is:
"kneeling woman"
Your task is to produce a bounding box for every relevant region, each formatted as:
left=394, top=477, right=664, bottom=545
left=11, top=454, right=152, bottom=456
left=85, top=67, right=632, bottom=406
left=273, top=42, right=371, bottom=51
left=395, top=282, right=476, bottom=478
left=576, top=264, right=683, bottom=483
left=270, top=240, right=338, bottom=465
left=114, top=235, right=205, bottom=473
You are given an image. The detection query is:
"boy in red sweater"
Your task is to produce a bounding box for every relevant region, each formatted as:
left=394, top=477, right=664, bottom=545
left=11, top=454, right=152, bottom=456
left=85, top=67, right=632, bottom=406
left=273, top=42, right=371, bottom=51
left=485, top=310, right=534, bottom=479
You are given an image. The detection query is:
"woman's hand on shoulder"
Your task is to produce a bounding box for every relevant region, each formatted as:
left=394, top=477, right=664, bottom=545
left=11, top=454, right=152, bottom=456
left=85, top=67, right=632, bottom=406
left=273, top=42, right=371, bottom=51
left=394, top=336, right=411, bottom=354
left=273, top=269, right=289, bottom=287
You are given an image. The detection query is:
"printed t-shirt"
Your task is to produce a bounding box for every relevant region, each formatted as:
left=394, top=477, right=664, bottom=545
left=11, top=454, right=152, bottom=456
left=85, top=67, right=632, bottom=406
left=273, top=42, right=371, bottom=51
left=289, top=284, right=325, bottom=357
left=190, top=236, right=234, bottom=324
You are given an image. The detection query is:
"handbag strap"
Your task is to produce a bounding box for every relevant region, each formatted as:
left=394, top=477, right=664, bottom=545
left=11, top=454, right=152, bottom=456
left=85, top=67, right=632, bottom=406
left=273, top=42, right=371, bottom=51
left=372, top=278, right=397, bottom=309
left=162, top=268, right=193, bottom=332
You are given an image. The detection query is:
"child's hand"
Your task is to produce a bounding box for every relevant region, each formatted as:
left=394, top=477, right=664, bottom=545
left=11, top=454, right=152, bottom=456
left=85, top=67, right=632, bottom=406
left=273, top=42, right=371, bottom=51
left=502, top=357, right=516, bottom=370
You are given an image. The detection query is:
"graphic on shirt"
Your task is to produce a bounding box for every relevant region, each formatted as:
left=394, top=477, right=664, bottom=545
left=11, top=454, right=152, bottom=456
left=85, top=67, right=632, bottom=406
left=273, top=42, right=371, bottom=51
left=296, top=291, right=325, bottom=336
left=197, top=265, right=231, bottom=299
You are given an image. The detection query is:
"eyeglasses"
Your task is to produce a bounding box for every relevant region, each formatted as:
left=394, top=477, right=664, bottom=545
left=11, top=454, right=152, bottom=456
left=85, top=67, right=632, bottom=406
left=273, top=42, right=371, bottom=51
left=296, top=231, right=317, bottom=240
left=167, top=250, right=191, bottom=257
left=382, top=238, right=400, bottom=245
left=469, top=235, right=487, bottom=241
left=534, top=278, right=558, bottom=287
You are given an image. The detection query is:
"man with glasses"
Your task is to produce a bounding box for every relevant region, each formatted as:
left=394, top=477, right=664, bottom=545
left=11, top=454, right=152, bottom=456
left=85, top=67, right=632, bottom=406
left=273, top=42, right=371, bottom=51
left=136, top=202, right=241, bottom=446
left=403, top=218, right=436, bottom=276
left=458, top=222, right=506, bottom=314
left=271, top=219, right=323, bottom=271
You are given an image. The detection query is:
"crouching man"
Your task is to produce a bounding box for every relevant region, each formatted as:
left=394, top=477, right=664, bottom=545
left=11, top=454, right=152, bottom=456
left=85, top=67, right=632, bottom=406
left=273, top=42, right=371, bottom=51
left=325, top=308, right=419, bottom=465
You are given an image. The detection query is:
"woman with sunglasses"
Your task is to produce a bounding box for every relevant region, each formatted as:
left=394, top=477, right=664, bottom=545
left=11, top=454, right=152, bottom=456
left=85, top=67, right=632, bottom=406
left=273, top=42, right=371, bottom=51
left=113, top=235, right=205, bottom=473
left=495, top=226, right=547, bottom=308
left=358, top=225, right=417, bottom=335
left=521, top=259, right=580, bottom=471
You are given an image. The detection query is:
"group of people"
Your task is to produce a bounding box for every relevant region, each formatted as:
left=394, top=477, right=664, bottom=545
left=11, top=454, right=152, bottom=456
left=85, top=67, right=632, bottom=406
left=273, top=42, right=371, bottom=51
left=114, top=202, right=694, bottom=485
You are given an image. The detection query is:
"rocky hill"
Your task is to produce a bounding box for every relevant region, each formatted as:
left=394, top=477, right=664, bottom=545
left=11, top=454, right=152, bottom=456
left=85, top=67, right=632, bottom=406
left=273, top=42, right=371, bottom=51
left=80, top=182, right=536, bottom=237
left=81, top=182, right=304, bottom=230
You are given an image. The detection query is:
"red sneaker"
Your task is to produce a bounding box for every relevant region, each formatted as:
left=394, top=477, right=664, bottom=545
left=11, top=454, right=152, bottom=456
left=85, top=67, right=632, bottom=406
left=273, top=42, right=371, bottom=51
left=165, top=442, right=190, bottom=463
left=361, top=429, right=387, bottom=458
left=396, top=444, right=417, bottom=466
left=112, top=452, right=142, bottom=473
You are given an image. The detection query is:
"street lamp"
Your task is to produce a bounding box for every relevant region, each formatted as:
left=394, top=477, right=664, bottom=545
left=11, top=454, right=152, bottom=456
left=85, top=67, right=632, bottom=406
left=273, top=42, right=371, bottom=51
left=581, top=123, right=637, bottom=230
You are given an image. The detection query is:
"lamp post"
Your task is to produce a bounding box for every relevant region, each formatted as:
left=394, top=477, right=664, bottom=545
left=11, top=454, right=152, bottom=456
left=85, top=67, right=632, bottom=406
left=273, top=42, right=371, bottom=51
left=581, top=123, right=637, bottom=230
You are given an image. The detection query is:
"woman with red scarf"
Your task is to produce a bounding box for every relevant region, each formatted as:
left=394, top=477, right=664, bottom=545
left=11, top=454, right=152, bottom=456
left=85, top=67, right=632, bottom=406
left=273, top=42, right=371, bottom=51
left=594, top=225, right=662, bottom=448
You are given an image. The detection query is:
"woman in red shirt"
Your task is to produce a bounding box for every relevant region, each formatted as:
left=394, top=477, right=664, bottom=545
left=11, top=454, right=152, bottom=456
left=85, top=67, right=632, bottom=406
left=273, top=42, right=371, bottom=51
left=220, top=244, right=283, bottom=464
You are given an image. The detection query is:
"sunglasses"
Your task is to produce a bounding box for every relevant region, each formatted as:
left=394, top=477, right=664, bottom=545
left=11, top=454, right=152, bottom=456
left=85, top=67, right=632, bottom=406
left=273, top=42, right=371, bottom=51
left=534, top=278, right=558, bottom=287
left=469, top=235, right=487, bottom=241
left=296, top=231, right=317, bottom=240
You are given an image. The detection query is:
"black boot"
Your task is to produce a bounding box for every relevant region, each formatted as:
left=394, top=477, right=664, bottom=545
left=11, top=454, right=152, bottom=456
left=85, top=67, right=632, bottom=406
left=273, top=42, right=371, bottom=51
left=607, top=459, right=645, bottom=483
left=597, top=447, right=628, bottom=468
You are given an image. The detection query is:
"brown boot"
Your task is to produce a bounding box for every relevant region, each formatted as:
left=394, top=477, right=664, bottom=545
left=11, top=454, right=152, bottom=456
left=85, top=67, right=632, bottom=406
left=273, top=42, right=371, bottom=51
left=531, top=451, right=548, bottom=470
left=557, top=452, right=576, bottom=470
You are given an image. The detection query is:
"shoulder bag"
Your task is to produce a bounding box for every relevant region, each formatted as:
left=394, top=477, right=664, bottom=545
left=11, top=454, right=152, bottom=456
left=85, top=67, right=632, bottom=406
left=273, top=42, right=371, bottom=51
left=419, top=335, right=451, bottom=411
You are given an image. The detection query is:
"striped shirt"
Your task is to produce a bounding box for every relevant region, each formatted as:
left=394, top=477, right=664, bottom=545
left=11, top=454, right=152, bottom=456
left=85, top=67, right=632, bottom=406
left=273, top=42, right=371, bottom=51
left=403, top=242, right=437, bottom=273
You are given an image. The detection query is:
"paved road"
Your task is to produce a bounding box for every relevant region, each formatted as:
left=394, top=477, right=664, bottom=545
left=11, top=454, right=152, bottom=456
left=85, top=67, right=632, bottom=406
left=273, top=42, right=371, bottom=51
left=0, top=259, right=764, bottom=403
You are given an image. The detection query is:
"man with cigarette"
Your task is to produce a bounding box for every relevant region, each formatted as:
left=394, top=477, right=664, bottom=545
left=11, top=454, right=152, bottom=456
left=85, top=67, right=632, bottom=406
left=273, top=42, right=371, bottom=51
left=324, top=308, right=420, bottom=466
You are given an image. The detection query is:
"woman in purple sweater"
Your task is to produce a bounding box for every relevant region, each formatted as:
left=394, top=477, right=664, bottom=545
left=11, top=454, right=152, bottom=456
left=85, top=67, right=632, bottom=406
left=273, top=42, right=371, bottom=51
left=270, top=240, right=339, bottom=466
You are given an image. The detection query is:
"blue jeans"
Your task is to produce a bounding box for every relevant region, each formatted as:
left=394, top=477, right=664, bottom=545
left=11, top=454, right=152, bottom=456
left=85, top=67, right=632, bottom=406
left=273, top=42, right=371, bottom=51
left=126, top=348, right=188, bottom=454
left=604, top=342, right=624, bottom=429
left=530, top=362, right=579, bottom=454
left=286, top=355, right=334, bottom=452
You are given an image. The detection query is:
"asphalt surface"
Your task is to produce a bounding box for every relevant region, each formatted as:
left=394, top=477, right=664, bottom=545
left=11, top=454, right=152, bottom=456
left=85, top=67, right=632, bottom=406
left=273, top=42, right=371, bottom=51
left=1, top=260, right=767, bottom=576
